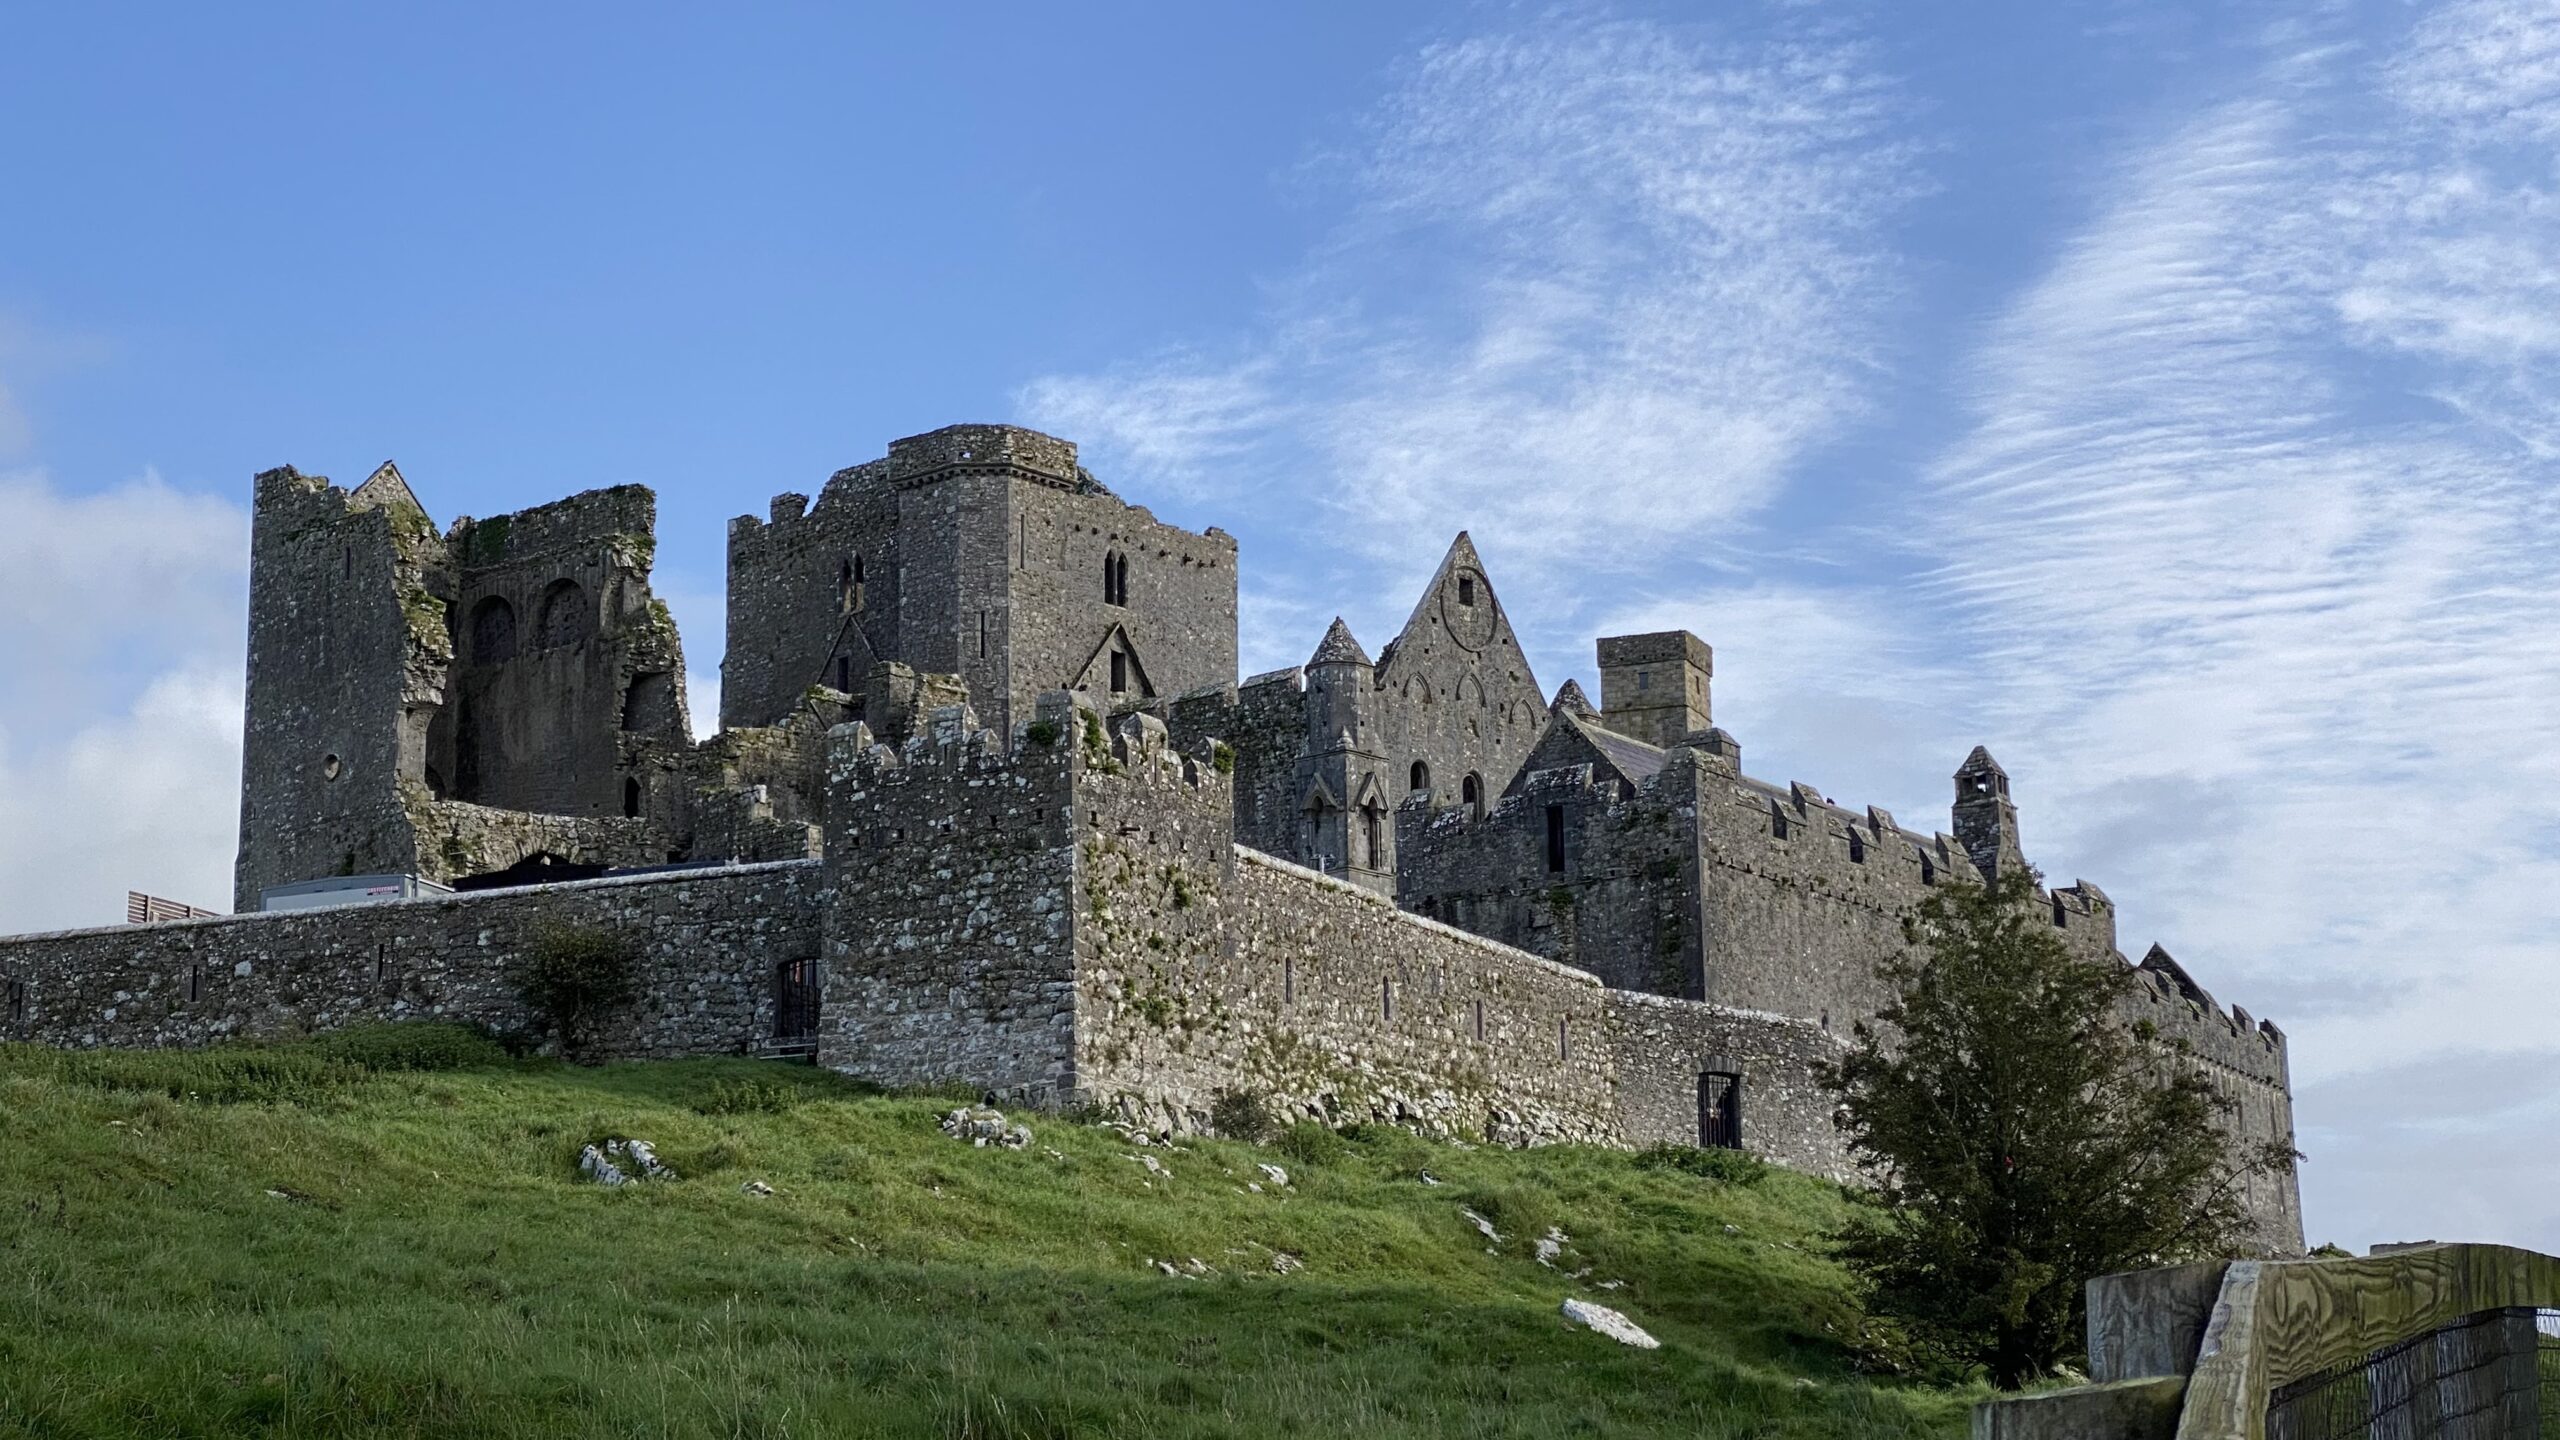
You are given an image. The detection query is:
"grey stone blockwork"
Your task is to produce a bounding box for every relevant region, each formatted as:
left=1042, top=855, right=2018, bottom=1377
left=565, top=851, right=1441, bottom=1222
left=0, top=863, right=820, bottom=1057
left=24, top=417, right=2297, bottom=1254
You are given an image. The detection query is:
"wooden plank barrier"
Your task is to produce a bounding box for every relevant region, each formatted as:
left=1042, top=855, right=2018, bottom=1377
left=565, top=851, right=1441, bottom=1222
left=1970, top=1245, right=2560, bottom=1440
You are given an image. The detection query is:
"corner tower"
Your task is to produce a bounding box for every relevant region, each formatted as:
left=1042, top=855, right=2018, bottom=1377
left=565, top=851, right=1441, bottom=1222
left=1299, top=619, right=1394, bottom=892
left=1953, top=745, right=2025, bottom=884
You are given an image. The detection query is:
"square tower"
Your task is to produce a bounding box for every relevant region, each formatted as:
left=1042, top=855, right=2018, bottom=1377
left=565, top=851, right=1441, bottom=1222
left=1596, top=631, right=1712, bottom=750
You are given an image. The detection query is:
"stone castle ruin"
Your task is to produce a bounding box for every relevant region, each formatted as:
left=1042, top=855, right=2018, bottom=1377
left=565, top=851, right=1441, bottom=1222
left=0, top=422, right=2303, bottom=1251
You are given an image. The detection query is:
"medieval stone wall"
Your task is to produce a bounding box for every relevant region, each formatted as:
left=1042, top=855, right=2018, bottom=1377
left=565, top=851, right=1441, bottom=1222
left=1604, top=991, right=1853, bottom=1180
left=815, top=704, right=1083, bottom=1101
left=720, top=467, right=902, bottom=730
left=0, top=861, right=821, bottom=1058
left=432, top=484, right=686, bottom=821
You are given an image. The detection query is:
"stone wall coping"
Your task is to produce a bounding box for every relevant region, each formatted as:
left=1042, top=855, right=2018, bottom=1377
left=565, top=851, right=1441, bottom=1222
left=0, top=857, right=822, bottom=949
left=1602, top=987, right=1855, bottom=1044
left=1235, top=845, right=1606, bottom=991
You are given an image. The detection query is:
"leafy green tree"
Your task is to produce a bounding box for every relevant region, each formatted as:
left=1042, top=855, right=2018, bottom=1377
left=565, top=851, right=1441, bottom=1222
left=1822, top=869, right=2294, bottom=1388
left=514, top=920, right=638, bottom=1063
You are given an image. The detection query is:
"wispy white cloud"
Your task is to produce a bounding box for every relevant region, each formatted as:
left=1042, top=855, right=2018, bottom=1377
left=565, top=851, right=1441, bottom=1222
left=1021, top=10, right=1915, bottom=661
left=1911, top=7, right=2560, bottom=1248
left=0, top=468, right=249, bottom=931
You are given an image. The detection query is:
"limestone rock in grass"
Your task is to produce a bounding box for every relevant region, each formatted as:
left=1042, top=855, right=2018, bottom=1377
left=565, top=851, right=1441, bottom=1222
left=1561, top=1299, right=1659, bottom=1349
left=1270, top=1252, right=1304, bottom=1275
left=579, top=1138, right=675, bottom=1187
left=1418, top=1170, right=1443, bottom=1186
left=1256, top=1162, right=1288, bottom=1187
left=1461, top=1207, right=1502, bottom=1249
left=939, top=1106, right=1031, bottom=1149
left=1536, top=1227, right=1568, bottom=1267
left=740, top=1180, right=775, bottom=1197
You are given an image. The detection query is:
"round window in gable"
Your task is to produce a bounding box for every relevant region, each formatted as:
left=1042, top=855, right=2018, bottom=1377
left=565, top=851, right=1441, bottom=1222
left=322, top=753, right=343, bottom=781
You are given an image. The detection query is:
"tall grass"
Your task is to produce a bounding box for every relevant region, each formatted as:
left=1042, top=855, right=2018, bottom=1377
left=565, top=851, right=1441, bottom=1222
left=0, top=1025, right=1976, bottom=1438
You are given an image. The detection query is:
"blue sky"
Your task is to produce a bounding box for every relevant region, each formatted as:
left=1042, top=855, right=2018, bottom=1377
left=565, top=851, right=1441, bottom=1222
left=4, top=2, right=2557, bottom=1253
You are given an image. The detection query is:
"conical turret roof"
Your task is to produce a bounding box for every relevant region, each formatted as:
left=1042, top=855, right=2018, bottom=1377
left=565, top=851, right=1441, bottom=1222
left=1550, top=678, right=1598, bottom=716
left=1956, top=744, right=2006, bottom=777
left=1308, top=617, right=1372, bottom=668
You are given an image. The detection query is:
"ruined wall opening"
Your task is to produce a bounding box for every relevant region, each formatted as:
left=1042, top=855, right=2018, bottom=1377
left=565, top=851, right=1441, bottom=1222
left=468, top=597, right=517, bottom=663
left=450, top=852, right=606, bottom=891
left=622, top=672, right=675, bottom=733
left=5, top=978, right=23, bottom=1028
left=623, top=777, right=641, bottom=818
left=535, top=579, right=593, bottom=649
left=1462, top=773, right=1483, bottom=816
left=1699, top=1071, right=1744, bottom=1149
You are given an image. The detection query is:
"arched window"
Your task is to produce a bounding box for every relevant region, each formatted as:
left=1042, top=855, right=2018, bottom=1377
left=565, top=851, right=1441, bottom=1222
left=1461, top=773, right=1484, bottom=817
left=535, top=579, right=592, bottom=648
left=1103, top=550, right=1128, bottom=606
left=1361, top=802, right=1384, bottom=869
left=468, top=597, right=517, bottom=663
left=1700, top=1071, right=1744, bottom=1149
left=1409, top=760, right=1430, bottom=792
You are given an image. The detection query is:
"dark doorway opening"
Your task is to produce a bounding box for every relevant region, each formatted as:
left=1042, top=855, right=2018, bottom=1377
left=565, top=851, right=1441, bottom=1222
left=1699, top=1071, right=1744, bottom=1150
left=775, top=957, right=819, bottom=1044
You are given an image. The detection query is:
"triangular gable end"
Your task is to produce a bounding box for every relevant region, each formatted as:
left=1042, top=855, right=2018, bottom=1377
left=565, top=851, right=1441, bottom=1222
left=1070, top=623, right=1157, bottom=700
left=348, top=460, right=430, bottom=522
left=1374, top=531, right=1542, bottom=699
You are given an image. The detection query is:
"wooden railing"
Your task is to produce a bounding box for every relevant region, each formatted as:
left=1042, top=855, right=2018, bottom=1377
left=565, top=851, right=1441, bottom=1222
left=1974, top=1244, right=2560, bottom=1440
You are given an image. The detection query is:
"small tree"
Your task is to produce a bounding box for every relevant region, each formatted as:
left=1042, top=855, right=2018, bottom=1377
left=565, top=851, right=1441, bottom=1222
left=1822, top=869, right=2293, bottom=1388
left=514, top=920, right=637, bottom=1063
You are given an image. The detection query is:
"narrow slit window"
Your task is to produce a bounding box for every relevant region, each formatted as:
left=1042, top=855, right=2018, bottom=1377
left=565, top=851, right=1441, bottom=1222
left=977, top=609, right=989, bottom=660
left=1282, top=957, right=1296, bottom=1005
left=186, top=962, right=202, bottom=1004
left=1471, top=998, right=1486, bottom=1043
left=1545, top=805, right=1566, bottom=872
left=1846, top=829, right=1865, bottom=863
left=1557, top=1017, right=1570, bottom=1061
left=1110, top=650, right=1128, bottom=694
left=836, top=654, right=851, bottom=693
left=1381, top=979, right=1394, bottom=1021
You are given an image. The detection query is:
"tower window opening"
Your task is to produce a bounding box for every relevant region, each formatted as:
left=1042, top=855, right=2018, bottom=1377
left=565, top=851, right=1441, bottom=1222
left=977, top=609, right=989, bottom=660
left=1557, top=1017, right=1570, bottom=1061
left=623, top=777, right=641, bottom=818
left=1457, top=577, right=1475, bottom=607
left=1846, top=829, right=1865, bottom=863
left=1700, top=1071, right=1744, bottom=1150
left=1545, top=805, right=1566, bottom=872
left=1919, top=853, right=1937, bottom=886
left=1462, top=773, right=1483, bottom=816
left=1637, top=669, right=1650, bottom=691
left=1110, top=650, right=1128, bottom=693
left=1770, top=801, right=1790, bottom=840
left=2052, top=895, right=2068, bottom=928
left=1381, top=979, right=1394, bottom=1022
left=836, top=654, right=851, bottom=693
left=1471, top=998, right=1486, bottom=1042
left=1362, top=804, right=1383, bottom=869
left=1103, top=550, right=1130, bottom=606
left=1409, top=760, right=1429, bottom=792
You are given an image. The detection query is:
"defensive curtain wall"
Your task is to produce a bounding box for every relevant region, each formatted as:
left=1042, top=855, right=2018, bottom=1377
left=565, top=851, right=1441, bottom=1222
left=0, top=703, right=1856, bottom=1176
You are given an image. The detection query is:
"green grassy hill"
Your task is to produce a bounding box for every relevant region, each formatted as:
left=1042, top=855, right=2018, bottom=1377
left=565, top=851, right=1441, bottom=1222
left=0, top=1026, right=1976, bottom=1439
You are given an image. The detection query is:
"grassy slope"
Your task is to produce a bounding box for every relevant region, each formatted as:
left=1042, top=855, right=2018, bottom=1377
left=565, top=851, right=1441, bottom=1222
left=0, top=1037, right=1976, bottom=1439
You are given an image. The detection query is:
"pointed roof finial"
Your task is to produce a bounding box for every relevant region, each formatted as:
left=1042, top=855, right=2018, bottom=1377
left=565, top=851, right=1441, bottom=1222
left=1956, top=744, right=2005, bottom=777
left=1308, top=617, right=1372, bottom=668
left=1551, top=678, right=1598, bottom=717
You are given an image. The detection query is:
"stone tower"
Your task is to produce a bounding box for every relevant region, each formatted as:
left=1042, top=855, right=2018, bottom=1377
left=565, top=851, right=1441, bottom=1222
left=1299, top=618, right=1394, bottom=893
left=233, top=463, right=450, bottom=909
left=721, top=424, right=1238, bottom=740
left=1596, top=630, right=1712, bottom=749
left=1953, top=745, right=2025, bottom=885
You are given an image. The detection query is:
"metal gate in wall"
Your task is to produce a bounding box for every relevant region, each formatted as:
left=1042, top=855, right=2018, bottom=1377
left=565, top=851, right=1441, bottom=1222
left=769, top=956, right=819, bottom=1059
left=1699, top=1071, right=1744, bottom=1150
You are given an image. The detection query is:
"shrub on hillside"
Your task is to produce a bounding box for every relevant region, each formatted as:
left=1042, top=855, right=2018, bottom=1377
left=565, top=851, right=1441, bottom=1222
left=513, top=920, right=638, bottom=1063
left=1208, top=1089, right=1274, bottom=1143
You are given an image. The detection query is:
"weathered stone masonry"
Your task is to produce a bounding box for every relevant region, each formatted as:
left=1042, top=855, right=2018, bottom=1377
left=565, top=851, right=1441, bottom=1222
left=1, top=862, right=820, bottom=1058
left=25, top=416, right=2299, bottom=1252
